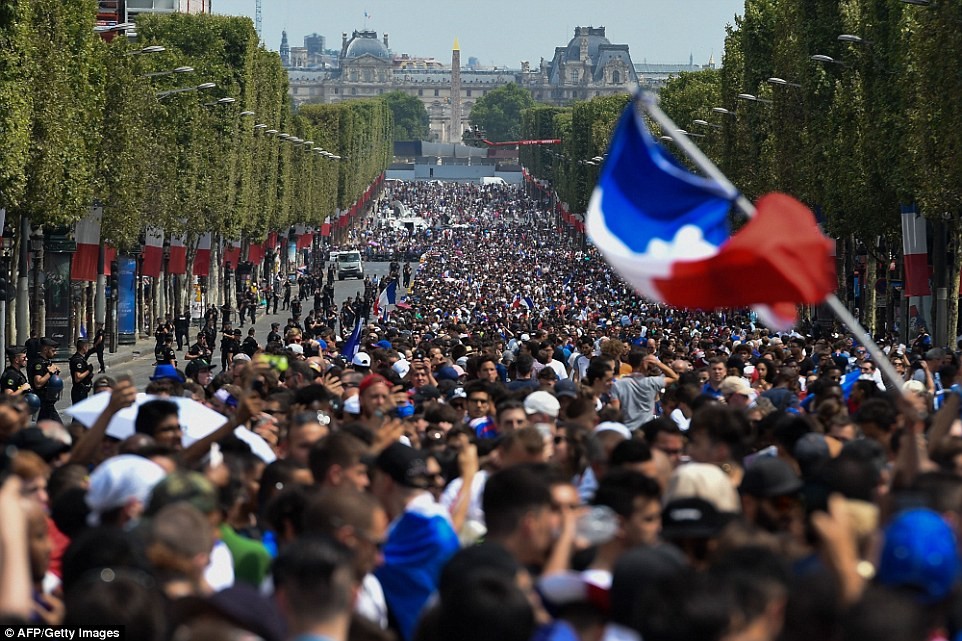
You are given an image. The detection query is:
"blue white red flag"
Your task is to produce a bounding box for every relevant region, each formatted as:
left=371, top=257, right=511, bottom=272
left=374, top=280, right=398, bottom=318
left=587, top=100, right=835, bottom=329
left=342, top=315, right=363, bottom=360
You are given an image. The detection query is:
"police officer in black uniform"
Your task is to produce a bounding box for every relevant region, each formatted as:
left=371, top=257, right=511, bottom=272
left=175, top=308, right=191, bottom=351
left=90, top=323, right=106, bottom=373
left=69, top=339, right=94, bottom=404
left=1, top=345, right=30, bottom=396
left=158, top=334, right=177, bottom=367
left=186, top=332, right=213, bottom=364
left=30, top=337, right=62, bottom=423
left=221, top=328, right=240, bottom=371
left=267, top=322, right=282, bottom=346
left=242, top=327, right=259, bottom=358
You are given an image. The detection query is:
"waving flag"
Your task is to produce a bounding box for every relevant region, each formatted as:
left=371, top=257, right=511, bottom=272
left=342, top=315, right=363, bottom=360
left=374, top=280, right=398, bottom=318
left=587, top=100, right=835, bottom=329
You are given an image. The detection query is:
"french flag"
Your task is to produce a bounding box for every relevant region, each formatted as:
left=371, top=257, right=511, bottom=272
left=587, top=100, right=835, bottom=329
left=168, top=234, right=187, bottom=275
left=511, top=294, right=533, bottom=310
left=142, top=227, right=164, bottom=278
left=71, top=207, right=102, bottom=282
left=901, top=205, right=929, bottom=298
left=373, top=280, right=397, bottom=318
left=193, top=233, right=212, bottom=276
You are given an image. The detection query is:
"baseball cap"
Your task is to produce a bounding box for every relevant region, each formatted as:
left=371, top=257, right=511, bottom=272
left=85, top=455, right=168, bottom=526
left=665, top=463, right=741, bottom=513
left=352, top=352, right=371, bottom=368
left=392, top=360, right=411, bottom=378
left=594, top=421, right=631, bottom=441
left=375, top=442, right=430, bottom=489
left=8, top=427, right=70, bottom=462
left=435, top=366, right=460, bottom=382
left=287, top=343, right=304, bottom=355
left=523, top=390, right=560, bottom=418
left=554, top=379, right=579, bottom=399
left=232, top=353, right=252, bottom=363
left=719, top=376, right=752, bottom=398
left=5, top=345, right=25, bottom=358
left=877, top=508, right=961, bottom=603
left=414, top=385, right=442, bottom=404
left=93, top=375, right=115, bottom=390
left=661, top=497, right=737, bottom=540
left=40, top=337, right=58, bottom=347
left=174, top=584, right=285, bottom=641
left=376, top=339, right=393, bottom=349
left=145, top=470, right=218, bottom=517
left=150, top=363, right=186, bottom=383
left=739, top=457, right=803, bottom=498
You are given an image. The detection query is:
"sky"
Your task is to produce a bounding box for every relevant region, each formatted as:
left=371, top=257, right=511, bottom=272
left=211, top=0, right=746, bottom=69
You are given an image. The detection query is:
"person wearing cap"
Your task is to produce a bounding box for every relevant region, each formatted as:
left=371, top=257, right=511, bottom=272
left=739, top=457, right=804, bottom=538
left=351, top=352, right=372, bottom=374
left=69, top=339, right=94, bottom=404
left=1, top=345, right=31, bottom=396
left=242, top=327, right=259, bottom=358
left=372, top=442, right=459, bottom=641
left=719, top=376, right=754, bottom=410
left=30, top=338, right=62, bottom=423
left=85, top=454, right=168, bottom=528
left=611, top=348, right=679, bottom=431
left=221, top=328, right=240, bottom=372
left=185, top=359, right=216, bottom=388
left=267, top=322, right=282, bottom=346
left=185, top=332, right=212, bottom=363
left=157, top=333, right=177, bottom=368
left=91, top=322, right=106, bottom=373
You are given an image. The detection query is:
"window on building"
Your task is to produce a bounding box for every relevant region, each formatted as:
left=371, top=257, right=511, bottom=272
left=352, top=88, right=357, bottom=95
left=466, top=89, right=472, bottom=97
left=418, top=89, right=423, bottom=96
left=434, top=89, right=439, bottom=97
left=612, top=70, right=621, bottom=84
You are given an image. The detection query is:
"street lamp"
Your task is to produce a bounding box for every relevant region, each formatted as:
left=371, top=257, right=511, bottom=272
left=737, top=93, right=773, bottom=104
left=143, top=66, right=194, bottom=78
left=692, top=119, right=723, bottom=130
left=265, top=129, right=278, bottom=136
left=156, top=82, right=217, bottom=100
left=128, top=45, right=166, bottom=55
left=239, top=111, right=255, bottom=117
left=95, top=22, right=135, bottom=33
left=0, top=225, right=13, bottom=359
left=767, top=77, right=801, bottom=88
left=811, top=54, right=846, bottom=66
left=711, top=107, right=735, bottom=116
left=203, top=97, right=236, bottom=107
left=838, top=34, right=870, bottom=46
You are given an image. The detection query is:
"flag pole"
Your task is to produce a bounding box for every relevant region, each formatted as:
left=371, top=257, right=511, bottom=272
left=637, top=92, right=904, bottom=393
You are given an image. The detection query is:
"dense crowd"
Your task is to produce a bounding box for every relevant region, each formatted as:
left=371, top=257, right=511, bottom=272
left=0, top=180, right=960, bottom=641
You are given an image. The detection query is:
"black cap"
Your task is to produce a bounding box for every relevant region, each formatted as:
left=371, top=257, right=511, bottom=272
left=375, top=442, right=430, bottom=489
left=8, top=427, right=70, bottom=463
left=40, top=337, right=58, bottom=347
left=233, top=329, right=242, bottom=336
left=739, top=457, right=803, bottom=498
left=413, top=385, right=441, bottom=404
left=661, top=498, right=737, bottom=540
left=6, top=345, right=26, bottom=358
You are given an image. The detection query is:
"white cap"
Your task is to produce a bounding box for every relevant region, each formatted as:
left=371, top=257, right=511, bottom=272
left=392, top=360, right=411, bottom=378
left=594, top=421, right=631, bottom=441
left=287, top=343, right=304, bottom=355
left=352, top=352, right=371, bottom=368
left=343, top=395, right=360, bottom=415
left=85, top=455, right=168, bottom=526
left=523, top=391, right=560, bottom=418
left=521, top=333, right=531, bottom=342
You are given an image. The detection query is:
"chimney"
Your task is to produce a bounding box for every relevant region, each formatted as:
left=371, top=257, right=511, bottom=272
left=383, top=33, right=389, bottom=48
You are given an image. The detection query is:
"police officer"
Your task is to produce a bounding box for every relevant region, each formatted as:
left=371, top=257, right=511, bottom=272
left=186, top=332, right=213, bottom=363
left=242, top=328, right=258, bottom=358
left=1, top=345, right=31, bottom=396
left=90, top=323, right=106, bottom=373
left=185, top=358, right=216, bottom=389
left=158, top=334, right=177, bottom=367
left=267, top=322, right=282, bottom=346
left=30, top=337, right=62, bottom=423
left=221, top=328, right=240, bottom=371
left=69, top=339, right=94, bottom=404
left=174, top=308, right=190, bottom=351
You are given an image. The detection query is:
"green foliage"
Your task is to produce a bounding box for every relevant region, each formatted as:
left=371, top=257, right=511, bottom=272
left=383, top=90, right=429, bottom=141
left=468, top=83, right=535, bottom=142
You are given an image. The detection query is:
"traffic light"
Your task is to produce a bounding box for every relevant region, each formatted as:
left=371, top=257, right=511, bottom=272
left=109, top=261, right=118, bottom=295
left=0, top=276, right=7, bottom=303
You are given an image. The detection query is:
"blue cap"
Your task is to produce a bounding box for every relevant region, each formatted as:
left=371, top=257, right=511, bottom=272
left=435, top=366, right=460, bottom=382
left=150, top=363, right=186, bottom=383
left=376, top=339, right=393, bottom=349
left=317, top=339, right=328, bottom=351
left=877, top=508, right=961, bottom=603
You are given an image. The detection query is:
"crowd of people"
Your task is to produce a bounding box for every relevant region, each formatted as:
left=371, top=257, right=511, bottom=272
left=0, top=180, right=961, bottom=641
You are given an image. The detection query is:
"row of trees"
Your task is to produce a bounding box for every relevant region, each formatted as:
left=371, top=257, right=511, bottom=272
left=0, top=1, right=392, bottom=341
left=520, top=0, right=962, bottom=342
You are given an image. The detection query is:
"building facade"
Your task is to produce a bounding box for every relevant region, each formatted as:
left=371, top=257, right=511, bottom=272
left=286, top=27, right=705, bottom=143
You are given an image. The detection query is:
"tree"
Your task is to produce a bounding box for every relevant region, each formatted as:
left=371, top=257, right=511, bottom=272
left=467, top=83, right=535, bottom=142
left=383, top=91, right=428, bottom=141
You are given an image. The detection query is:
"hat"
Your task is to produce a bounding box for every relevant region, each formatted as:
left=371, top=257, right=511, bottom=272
left=435, top=366, right=460, bottom=382
left=287, top=343, right=304, bottom=355
left=5, top=345, right=25, bottom=358
left=446, top=387, right=467, bottom=401
left=661, top=497, right=737, bottom=540
left=85, top=455, right=168, bottom=526
left=375, top=442, right=430, bottom=489
left=451, top=364, right=466, bottom=378
left=191, top=359, right=216, bottom=372
left=521, top=333, right=531, bottom=342
left=523, top=391, right=560, bottom=418
left=40, top=337, right=58, bottom=348
left=150, top=363, right=186, bottom=383
left=392, top=360, right=411, bottom=378
left=271, top=322, right=280, bottom=328
left=233, top=329, right=242, bottom=336
left=414, top=385, right=442, bottom=404
left=554, top=379, right=579, bottom=399
left=376, top=339, right=393, bottom=349
left=352, top=352, right=371, bottom=368
left=719, top=376, right=752, bottom=398
left=594, top=421, right=631, bottom=441
left=877, top=508, right=961, bottom=603
left=665, top=463, right=741, bottom=513
left=537, top=571, right=610, bottom=614
left=358, top=374, right=389, bottom=397
left=903, top=380, right=926, bottom=395
left=739, top=457, right=803, bottom=498
left=145, top=470, right=218, bottom=517
left=8, top=427, right=70, bottom=462
left=343, top=395, right=360, bottom=415
left=93, top=375, right=115, bottom=390
left=232, top=353, right=252, bottom=363
left=173, top=584, right=285, bottom=641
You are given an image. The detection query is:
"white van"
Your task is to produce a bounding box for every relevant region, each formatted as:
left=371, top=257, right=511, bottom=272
left=480, top=176, right=507, bottom=186
left=335, top=250, right=364, bottom=280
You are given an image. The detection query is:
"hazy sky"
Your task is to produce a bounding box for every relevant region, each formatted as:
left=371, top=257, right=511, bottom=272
left=212, top=0, right=745, bottom=68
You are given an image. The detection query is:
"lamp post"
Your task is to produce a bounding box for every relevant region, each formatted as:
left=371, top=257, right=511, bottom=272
left=29, top=232, right=43, bottom=339
left=0, top=225, right=14, bottom=359
left=222, top=262, right=233, bottom=325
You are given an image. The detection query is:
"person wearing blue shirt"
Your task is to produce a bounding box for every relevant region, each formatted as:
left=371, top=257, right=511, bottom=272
left=372, top=443, right=460, bottom=641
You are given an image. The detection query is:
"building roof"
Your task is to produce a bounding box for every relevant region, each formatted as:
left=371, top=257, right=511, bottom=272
left=564, top=26, right=611, bottom=62
left=344, top=30, right=390, bottom=59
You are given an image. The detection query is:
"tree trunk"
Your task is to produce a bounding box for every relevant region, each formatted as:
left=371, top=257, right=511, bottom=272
left=864, top=253, right=878, bottom=337
left=949, top=223, right=961, bottom=347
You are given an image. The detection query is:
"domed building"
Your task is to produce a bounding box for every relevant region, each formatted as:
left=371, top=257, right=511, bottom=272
left=338, top=29, right=394, bottom=85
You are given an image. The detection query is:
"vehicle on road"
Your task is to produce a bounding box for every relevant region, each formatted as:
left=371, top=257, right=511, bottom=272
left=334, top=250, right=364, bottom=280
